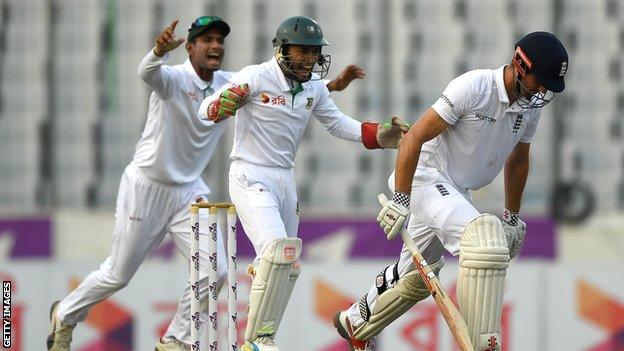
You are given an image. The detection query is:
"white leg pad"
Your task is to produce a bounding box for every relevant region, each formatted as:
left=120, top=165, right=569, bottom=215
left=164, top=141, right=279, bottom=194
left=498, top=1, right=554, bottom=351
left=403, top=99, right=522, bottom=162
left=353, top=258, right=444, bottom=340
left=244, top=238, right=302, bottom=341
left=457, top=214, right=509, bottom=351
left=273, top=258, right=301, bottom=330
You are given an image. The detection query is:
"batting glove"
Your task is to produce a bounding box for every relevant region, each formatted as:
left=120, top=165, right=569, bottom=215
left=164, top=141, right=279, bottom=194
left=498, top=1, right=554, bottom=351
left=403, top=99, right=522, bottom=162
left=501, top=209, right=526, bottom=259
left=207, top=83, right=249, bottom=122
left=377, top=191, right=411, bottom=240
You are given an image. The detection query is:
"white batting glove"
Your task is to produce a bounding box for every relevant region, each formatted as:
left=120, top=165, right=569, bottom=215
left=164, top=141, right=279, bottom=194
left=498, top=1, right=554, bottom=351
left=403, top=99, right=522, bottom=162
left=377, top=192, right=411, bottom=240
left=502, top=209, right=526, bottom=259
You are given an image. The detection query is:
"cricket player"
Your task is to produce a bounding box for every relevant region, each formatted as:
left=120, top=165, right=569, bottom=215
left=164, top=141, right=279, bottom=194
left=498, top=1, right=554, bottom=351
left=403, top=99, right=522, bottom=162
left=46, top=16, right=365, bottom=351
left=334, top=32, right=569, bottom=351
left=199, top=15, right=410, bottom=351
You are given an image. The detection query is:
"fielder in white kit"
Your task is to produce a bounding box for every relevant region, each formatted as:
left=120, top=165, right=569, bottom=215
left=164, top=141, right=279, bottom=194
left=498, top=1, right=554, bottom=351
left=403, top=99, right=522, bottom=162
left=199, top=16, right=410, bottom=351
left=334, top=32, right=569, bottom=351
left=46, top=16, right=365, bottom=351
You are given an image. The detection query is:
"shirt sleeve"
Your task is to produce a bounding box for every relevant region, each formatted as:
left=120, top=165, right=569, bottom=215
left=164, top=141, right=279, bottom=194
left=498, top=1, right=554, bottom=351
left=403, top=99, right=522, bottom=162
left=312, top=84, right=362, bottom=142
left=431, top=75, right=475, bottom=125
left=137, top=50, right=177, bottom=99
left=520, top=109, right=542, bottom=143
left=198, top=66, right=257, bottom=119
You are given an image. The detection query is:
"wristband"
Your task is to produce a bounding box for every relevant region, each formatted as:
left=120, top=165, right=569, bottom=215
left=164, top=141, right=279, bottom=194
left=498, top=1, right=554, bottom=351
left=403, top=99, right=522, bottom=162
left=392, top=191, right=411, bottom=208
left=503, top=208, right=519, bottom=226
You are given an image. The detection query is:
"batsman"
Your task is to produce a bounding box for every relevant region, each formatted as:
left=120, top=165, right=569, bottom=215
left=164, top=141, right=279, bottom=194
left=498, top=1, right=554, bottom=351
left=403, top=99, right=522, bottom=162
left=334, top=32, right=569, bottom=350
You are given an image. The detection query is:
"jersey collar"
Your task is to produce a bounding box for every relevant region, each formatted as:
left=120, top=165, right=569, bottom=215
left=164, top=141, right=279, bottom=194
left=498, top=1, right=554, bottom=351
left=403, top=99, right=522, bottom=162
left=184, top=59, right=211, bottom=90
left=495, top=65, right=510, bottom=104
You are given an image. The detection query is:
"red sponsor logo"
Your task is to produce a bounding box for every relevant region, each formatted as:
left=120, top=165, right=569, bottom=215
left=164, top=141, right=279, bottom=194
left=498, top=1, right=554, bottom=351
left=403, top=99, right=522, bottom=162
left=261, top=93, right=270, bottom=104
left=260, top=93, right=285, bottom=106
left=284, top=247, right=296, bottom=260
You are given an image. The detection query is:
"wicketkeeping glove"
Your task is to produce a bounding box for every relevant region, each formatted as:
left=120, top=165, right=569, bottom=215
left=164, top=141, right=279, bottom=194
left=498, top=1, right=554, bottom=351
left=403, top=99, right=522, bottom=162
left=362, top=116, right=411, bottom=149
left=501, top=209, right=526, bottom=259
left=376, top=191, right=411, bottom=240
left=207, top=83, right=249, bottom=122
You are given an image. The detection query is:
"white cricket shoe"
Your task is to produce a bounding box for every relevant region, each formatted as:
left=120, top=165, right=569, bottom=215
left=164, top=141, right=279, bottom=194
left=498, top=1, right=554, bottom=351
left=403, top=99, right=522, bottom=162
left=155, top=337, right=190, bottom=351
left=241, top=335, right=281, bottom=351
left=333, top=311, right=375, bottom=351
left=47, top=301, right=76, bottom=351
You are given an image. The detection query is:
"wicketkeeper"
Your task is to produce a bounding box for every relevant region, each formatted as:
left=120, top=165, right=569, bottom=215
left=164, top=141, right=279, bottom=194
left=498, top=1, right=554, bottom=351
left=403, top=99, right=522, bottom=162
left=199, top=15, right=410, bottom=351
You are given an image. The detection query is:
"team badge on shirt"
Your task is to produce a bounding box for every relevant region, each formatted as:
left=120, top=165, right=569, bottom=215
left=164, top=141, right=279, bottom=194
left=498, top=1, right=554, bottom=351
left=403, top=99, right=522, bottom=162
left=306, top=97, right=313, bottom=110
left=187, top=90, right=201, bottom=102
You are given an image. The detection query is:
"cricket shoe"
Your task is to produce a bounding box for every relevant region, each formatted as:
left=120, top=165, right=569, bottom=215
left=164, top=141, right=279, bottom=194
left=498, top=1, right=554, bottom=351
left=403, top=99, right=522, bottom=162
left=47, top=301, right=76, bottom=351
left=241, top=335, right=281, bottom=351
left=333, top=311, right=375, bottom=351
left=155, top=337, right=190, bottom=351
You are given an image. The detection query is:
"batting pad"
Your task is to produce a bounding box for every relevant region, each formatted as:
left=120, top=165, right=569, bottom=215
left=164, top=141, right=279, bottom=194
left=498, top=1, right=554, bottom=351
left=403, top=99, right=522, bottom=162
left=458, top=214, right=509, bottom=351
left=273, top=258, right=301, bottom=330
left=353, top=258, right=444, bottom=340
left=244, top=238, right=302, bottom=342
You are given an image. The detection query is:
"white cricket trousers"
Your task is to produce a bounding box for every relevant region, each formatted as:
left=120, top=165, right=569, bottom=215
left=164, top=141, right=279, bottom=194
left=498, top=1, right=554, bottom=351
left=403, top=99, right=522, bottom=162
left=347, top=167, right=480, bottom=328
left=56, top=162, right=228, bottom=344
left=228, top=160, right=299, bottom=261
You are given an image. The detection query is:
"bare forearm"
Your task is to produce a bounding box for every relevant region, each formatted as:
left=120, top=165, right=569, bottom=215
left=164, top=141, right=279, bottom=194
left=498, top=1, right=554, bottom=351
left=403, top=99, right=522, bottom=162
left=504, top=157, right=529, bottom=212
left=394, top=109, right=450, bottom=194
left=395, top=135, right=423, bottom=194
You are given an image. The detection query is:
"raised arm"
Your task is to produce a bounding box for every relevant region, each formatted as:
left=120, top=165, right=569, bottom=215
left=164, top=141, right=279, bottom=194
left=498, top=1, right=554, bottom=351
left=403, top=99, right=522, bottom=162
left=137, top=19, right=185, bottom=98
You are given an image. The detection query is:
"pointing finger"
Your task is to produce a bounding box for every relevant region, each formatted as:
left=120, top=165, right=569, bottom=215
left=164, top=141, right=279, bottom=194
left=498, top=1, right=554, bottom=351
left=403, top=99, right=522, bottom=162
left=169, top=19, right=179, bottom=31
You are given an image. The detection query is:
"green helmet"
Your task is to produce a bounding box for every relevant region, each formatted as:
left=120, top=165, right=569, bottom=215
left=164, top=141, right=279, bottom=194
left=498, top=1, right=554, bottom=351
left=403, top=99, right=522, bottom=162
left=272, top=16, right=329, bottom=48
left=272, top=16, right=331, bottom=82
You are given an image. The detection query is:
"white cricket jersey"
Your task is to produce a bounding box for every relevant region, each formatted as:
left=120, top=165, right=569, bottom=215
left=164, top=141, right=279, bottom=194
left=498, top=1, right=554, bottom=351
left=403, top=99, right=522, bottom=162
left=134, top=50, right=232, bottom=184
left=199, top=57, right=362, bottom=168
left=424, top=65, right=542, bottom=191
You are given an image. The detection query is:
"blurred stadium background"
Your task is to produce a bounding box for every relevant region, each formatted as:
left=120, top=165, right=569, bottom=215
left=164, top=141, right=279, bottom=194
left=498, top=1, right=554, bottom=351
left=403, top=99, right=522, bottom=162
left=1, top=0, right=623, bottom=350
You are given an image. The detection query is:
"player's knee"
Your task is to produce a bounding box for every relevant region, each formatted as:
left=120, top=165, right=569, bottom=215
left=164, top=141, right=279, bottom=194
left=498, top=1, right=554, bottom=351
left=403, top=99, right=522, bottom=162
left=460, top=213, right=509, bottom=268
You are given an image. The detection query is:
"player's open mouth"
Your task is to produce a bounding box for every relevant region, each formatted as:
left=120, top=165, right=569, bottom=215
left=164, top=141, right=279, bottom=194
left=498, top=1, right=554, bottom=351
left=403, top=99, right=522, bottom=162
left=206, top=53, right=221, bottom=63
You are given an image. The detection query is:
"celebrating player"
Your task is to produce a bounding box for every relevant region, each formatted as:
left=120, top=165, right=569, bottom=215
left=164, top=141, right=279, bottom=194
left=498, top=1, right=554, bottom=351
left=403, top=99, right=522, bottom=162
left=199, top=15, right=410, bottom=351
left=46, top=16, right=365, bottom=351
left=334, top=32, right=569, bottom=350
